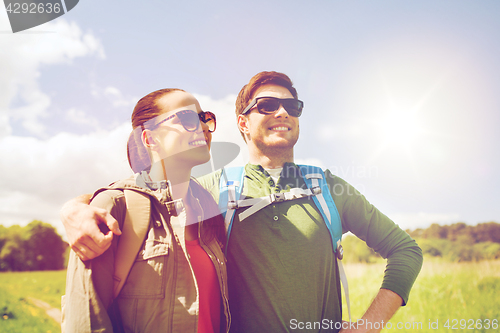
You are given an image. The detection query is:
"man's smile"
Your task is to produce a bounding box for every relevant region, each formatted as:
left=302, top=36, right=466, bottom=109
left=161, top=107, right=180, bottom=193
left=269, top=125, right=291, bottom=132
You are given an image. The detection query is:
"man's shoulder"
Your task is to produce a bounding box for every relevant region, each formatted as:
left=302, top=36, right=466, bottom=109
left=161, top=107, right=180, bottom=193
left=323, top=168, right=348, bottom=184
left=294, top=165, right=343, bottom=185
left=322, top=169, right=363, bottom=200
left=196, top=169, right=224, bottom=200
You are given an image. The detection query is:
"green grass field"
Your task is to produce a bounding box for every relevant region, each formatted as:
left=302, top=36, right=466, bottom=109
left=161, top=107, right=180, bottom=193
left=1, top=259, right=499, bottom=332
left=341, top=258, right=500, bottom=332
left=0, top=270, right=66, bottom=333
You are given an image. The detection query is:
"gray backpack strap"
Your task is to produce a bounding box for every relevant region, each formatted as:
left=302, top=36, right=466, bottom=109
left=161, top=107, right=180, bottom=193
left=113, top=189, right=151, bottom=298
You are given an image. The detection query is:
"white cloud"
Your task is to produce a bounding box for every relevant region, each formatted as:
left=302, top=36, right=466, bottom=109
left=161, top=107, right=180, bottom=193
left=103, top=86, right=138, bottom=108
left=0, top=113, right=11, bottom=138
left=10, top=88, right=51, bottom=135
left=0, top=123, right=133, bottom=236
left=193, top=93, right=248, bottom=166
left=0, top=191, right=66, bottom=238
left=0, top=14, right=105, bottom=137
left=0, top=12, right=110, bottom=236
left=65, top=108, right=100, bottom=128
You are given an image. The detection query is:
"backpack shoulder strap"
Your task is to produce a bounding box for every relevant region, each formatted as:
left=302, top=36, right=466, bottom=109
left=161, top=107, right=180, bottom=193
left=297, top=165, right=342, bottom=253
left=113, top=189, right=151, bottom=298
left=217, top=165, right=343, bottom=253
left=218, top=166, right=245, bottom=254
left=298, top=165, right=351, bottom=322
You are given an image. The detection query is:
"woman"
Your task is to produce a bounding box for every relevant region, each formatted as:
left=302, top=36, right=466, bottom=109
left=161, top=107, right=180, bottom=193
left=62, top=89, right=230, bottom=333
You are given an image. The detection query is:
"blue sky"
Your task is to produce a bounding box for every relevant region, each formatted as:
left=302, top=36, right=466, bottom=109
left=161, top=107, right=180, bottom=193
left=1, top=0, right=499, bottom=236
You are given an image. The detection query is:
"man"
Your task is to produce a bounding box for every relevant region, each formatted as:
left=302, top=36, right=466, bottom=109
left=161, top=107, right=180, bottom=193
left=62, top=71, right=422, bottom=332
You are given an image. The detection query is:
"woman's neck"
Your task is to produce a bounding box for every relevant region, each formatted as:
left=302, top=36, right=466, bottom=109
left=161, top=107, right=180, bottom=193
left=150, top=158, right=199, bottom=240
left=149, top=159, right=192, bottom=201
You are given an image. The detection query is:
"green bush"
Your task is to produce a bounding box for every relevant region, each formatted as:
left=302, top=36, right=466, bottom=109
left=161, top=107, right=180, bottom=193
left=0, top=221, right=68, bottom=272
left=343, top=234, right=500, bottom=263
left=415, top=238, right=500, bottom=262
left=341, top=234, right=381, bottom=263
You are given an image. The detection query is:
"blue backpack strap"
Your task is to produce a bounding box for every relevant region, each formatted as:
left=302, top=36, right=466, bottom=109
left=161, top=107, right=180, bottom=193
left=218, top=166, right=245, bottom=254
left=298, top=165, right=352, bottom=321
left=298, top=165, right=342, bottom=254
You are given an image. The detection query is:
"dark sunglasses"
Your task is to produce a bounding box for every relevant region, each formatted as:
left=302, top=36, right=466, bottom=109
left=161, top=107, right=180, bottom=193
left=153, top=110, right=216, bottom=133
left=242, top=97, right=304, bottom=117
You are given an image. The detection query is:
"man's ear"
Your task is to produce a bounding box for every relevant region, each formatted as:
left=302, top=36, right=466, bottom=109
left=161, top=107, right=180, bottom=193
left=141, top=129, right=157, bottom=149
left=237, top=114, right=250, bottom=138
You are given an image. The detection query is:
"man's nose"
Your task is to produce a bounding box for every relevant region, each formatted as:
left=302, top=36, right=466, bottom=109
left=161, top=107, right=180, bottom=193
left=274, top=104, right=289, bottom=118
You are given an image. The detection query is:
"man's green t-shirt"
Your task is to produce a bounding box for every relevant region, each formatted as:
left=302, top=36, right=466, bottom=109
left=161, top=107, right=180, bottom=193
left=198, top=163, right=422, bottom=333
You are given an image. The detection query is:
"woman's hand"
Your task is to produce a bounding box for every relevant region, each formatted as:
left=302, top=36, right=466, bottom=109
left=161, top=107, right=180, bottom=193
left=60, top=194, right=121, bottom=261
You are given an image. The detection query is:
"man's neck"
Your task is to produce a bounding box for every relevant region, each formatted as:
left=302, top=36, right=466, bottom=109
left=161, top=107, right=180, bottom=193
left=248, top=146, right=294, bottom=169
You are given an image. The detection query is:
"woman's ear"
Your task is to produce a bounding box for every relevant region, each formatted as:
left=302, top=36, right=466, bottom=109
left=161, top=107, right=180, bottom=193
left=141, top=129, right=157, bottom=149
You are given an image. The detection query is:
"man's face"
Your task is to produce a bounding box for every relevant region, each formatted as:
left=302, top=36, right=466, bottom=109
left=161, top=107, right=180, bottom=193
left=238, top=84, right=300, bottom=153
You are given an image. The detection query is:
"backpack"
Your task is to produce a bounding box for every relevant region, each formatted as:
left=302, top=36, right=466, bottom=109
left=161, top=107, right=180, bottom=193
left=102, top=179, right=213, bottom=299
left=89, top=187, right=154, bottom=299
left=217, top=165, right=351, bottom=321
left=61, top=188, right=152, bottom=333
left=111, top=189, right=151, bottom=299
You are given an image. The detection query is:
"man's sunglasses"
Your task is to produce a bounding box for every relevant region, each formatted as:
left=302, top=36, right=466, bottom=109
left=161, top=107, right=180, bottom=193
left=153, top=110, right=216, bottom=133
left=242, top=97, right=304, bottom=117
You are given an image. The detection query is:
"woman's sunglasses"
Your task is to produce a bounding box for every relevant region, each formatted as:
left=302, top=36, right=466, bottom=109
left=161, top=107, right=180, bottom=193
left=242, top=97, right=304, bottom=117
left=153, top=110, right=216, bottom=133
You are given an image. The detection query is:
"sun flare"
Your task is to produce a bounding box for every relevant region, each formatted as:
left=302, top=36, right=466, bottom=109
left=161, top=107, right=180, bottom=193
left=379, top=111, right=422, bottom=147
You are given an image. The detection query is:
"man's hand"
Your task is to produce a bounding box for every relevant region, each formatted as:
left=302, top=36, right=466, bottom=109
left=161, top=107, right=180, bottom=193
left=60, top=194, right=121, bottom=261
left=339, top=289, right=403, bottom=333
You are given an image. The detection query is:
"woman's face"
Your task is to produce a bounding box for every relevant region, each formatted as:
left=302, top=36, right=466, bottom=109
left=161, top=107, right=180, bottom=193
left=146, top=91, right=212, bottom=167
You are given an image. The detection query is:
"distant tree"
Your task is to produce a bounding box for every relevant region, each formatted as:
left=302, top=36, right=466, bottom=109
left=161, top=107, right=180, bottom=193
left=0, top=225, right=7, bottom=249
left=474, top=222, right=500, bottom=243
left=423, top=223, right=448, bottom=239
left=0, top=232, right=30, bottom=271
left=406, top=228, right=424, bottom=239
left=447, top=222, right=468, bottom=241
left=0, top=226, right=8, bottom=265
left=412, top=222, right=500, bottom=244
left=0, top=221, right=67, bottom=271
left=26, top=221, right=67, bottom=270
